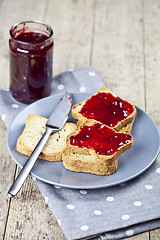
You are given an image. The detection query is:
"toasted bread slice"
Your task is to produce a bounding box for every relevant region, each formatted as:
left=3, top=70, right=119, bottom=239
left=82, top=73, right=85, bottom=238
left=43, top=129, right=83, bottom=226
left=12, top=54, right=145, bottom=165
left=62, top=149, right=119, bottom=175
left=62, top=120, right=133, bottom=175
left=16, top=114, right=77, bottom=161
left=72, top=88, right=136, bottom=133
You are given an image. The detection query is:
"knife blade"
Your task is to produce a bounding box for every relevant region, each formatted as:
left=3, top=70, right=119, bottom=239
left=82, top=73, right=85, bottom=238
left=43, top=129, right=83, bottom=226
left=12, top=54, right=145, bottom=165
left=8, top=92, right=72, bottom=197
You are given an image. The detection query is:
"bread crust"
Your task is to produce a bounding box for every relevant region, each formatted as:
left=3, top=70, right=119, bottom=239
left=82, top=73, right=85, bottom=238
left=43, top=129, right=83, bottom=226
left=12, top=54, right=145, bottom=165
left=62, top=120, right=133, bottom=175
left=63, top=150, right=119, bottom=175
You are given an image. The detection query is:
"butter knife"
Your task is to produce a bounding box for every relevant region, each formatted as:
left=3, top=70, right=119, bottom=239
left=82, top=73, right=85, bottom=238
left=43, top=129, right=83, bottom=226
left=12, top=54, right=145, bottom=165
left=8, top=92, right=72, bottom=197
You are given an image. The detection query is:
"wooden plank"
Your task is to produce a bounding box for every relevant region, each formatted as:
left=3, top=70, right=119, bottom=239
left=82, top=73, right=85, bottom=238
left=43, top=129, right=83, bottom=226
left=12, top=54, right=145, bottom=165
left=45, top=0, right=94, bottom=75
left=4, top=171, right=66, bottom=240
left=125, top=233, right=150, bottom=240
left=92, top=0, right=145, bottom=109
left=0, top=3, right=16, bottom=234
left=143, top=0, right=160, bottom=238
left=0, top=120, right=16, bottom=239
left=150, top=229, right=160, bottom=240
left=143, top=0, right=160, bottom=127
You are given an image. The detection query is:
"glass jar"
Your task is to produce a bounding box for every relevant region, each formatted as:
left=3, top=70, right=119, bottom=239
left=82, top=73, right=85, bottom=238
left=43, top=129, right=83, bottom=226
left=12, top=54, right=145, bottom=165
left=9, top=21, right=53, bottom=104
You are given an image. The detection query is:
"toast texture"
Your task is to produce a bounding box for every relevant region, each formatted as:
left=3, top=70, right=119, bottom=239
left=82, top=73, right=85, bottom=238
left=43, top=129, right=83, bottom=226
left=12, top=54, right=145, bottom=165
left=72, top=88, right=136, bottom=133
left=62, top=120, right=133, bottom=175
left=16, top=114, right=77, bottom=161
left=62, top=150, right=119, bottom=175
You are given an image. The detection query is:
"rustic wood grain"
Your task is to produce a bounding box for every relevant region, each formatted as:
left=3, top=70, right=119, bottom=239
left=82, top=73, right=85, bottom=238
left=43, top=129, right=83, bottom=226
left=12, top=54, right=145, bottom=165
left=0, top=120, right=16, bottom=239
left=150, top=229, right=160, bottom=240
left=143, top=0, right=160, bottom=127
left=4, top=171, right=65, bottom=240
left=92, top=0, right=145, bottom=109
left=0, top=0, right=159, bottom=239
left=45, top=0, right=94, bottom=75
left=125, top=233, right=150, bottom=240
left=143, top=0, right=160, bottom=239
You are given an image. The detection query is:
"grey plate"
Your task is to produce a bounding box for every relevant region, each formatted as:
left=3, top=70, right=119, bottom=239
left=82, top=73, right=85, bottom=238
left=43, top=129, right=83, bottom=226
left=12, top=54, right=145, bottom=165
left=7, top=93, right=160, bottom=189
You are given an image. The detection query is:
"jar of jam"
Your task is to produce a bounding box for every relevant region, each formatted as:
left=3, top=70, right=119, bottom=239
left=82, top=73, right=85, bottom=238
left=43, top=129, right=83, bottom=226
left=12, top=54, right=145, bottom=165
left=9, top=21, right=53, bottom=103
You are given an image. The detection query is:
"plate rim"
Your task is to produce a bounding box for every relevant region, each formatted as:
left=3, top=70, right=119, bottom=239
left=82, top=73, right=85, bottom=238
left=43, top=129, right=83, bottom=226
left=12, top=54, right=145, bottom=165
left=7, top=93, right=160, bottom=189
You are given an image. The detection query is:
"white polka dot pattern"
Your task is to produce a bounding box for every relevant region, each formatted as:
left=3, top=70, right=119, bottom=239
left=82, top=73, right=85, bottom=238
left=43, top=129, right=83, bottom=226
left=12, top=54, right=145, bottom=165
left=57, top=84, right=64, bottom=90
left=12, top=104, right=19, bottom=108
left=126, top=229, right=134, bottom=236
left=134, top=201, right=142, bottom=207
left=145, top=185, right=153, bottom=190
left=80, top=225, right=89, bottom=231
left=121, top=215, right=130, bottom=220
left=67, top=204, right=75, bottom=210
left=94, top=210, right=102, bottom=215
left=79, top=86, right=86, bottom=93
left=88, top=71, right=96, bottom=77
left=156, top=168, right=160, bottom=173
left=106, top=196, right=114, bottom=202
left=80, top=190, right=87, bottom=195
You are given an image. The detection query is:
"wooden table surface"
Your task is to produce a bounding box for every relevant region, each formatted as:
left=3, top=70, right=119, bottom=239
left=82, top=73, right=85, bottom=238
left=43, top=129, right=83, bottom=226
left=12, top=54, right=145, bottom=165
left=0, top=0, right=160, bottom=239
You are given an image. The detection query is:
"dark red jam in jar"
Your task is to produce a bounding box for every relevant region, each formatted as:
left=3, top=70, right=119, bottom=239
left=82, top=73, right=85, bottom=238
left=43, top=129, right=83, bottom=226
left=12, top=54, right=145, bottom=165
left=70, top=123, right=132, bottom=155
left=9, top=21, right=53, bottom=103
left=79, top=92, right=134, bottom=127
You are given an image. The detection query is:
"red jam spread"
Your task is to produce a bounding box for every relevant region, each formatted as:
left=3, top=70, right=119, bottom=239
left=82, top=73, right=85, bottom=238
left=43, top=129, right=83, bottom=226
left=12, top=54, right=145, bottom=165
left=9, top=29, right=53, bottom=103
left=70, top=123, right=132, bottom=155
left=16, top=32, right=48, bottom=43
left=79, top=92, right=134, bottom=127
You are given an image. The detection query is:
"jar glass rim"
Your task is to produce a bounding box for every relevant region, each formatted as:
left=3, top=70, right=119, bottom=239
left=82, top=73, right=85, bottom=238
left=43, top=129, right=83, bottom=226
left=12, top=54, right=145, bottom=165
left=9, top=20, right=53, bottom=45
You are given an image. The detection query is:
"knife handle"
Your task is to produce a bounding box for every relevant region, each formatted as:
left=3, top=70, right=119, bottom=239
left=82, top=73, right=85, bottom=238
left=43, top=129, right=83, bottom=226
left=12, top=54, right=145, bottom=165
left=8, top=127, right=54, bottom=197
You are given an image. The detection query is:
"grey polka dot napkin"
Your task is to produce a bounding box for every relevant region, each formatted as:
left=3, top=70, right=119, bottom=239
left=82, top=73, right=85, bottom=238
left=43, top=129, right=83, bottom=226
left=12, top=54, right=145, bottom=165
left=0, top=66, right=160, bottom=240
